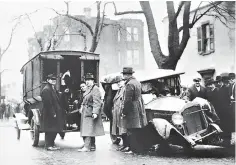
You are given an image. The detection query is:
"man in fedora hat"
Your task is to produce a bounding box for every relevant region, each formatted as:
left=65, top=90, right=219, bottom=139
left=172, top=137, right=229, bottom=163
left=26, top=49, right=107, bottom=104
left=216, top=73, right=234, bottom=146
left=121, top=67, right=148, bottom=153
left=41, top=73, right=65, bottom=151
left=78, top=73, right=105, bottom=152
left=187, top=74, right=207, bottom=101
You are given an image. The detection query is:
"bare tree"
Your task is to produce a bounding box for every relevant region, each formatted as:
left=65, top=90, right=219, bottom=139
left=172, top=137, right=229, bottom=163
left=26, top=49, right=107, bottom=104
left=112, top=1, right=235, bottom=70
left=52, top=1, right=117, bottom=53
left=0, top=21, right=20, bottom=58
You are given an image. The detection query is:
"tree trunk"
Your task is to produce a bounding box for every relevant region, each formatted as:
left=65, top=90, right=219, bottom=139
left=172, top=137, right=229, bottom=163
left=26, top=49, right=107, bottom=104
left=89, top=2, right=101, bottom=52
left=140, top=1, right=166, bottom=67
left=162, top=2, right=191, bottom=70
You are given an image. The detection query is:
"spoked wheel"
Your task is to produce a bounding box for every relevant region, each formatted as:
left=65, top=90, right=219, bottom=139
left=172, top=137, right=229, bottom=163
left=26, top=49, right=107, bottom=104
left=30, top=120, right=40, bottom=147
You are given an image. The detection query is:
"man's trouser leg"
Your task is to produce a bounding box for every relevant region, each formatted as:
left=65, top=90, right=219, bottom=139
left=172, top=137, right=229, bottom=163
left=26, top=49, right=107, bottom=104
left=50, top=132, right=57, bottom=146
left=91, top=137, right=96, bottom=150
left=84, top=136, right=91, bottom=149
left=45, top=132, right=51, bottom=147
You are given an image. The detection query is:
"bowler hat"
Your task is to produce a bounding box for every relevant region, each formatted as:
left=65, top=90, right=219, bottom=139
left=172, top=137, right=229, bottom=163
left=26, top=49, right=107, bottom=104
left=47, top=73, right=57, bottom=79
left=122, top=67, right=134, bottom=74
left=85, top=73, right=95, bottom=80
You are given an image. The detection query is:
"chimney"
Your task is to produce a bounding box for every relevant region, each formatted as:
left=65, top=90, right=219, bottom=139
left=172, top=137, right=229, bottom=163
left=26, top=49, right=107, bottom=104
left=84, top=7, right=91, bottom=18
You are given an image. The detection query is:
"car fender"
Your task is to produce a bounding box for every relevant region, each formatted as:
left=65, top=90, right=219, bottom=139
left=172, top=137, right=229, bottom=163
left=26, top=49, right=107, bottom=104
left=209, top=123, right=223, bottom=133
left=151, top=118, right=176, bottom=139
left=151, top=118, right=196, bottom=146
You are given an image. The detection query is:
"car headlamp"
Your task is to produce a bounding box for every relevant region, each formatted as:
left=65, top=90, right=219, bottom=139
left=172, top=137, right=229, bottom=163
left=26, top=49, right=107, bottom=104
left=172, top=113, right=184, bottom=125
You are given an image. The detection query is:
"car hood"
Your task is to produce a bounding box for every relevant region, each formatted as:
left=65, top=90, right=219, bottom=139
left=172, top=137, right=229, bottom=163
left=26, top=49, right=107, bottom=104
left=144, top=96, right=187, bottom=112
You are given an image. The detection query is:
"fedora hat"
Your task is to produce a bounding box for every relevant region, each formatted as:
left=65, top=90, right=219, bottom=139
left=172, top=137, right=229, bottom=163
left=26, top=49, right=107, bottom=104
left=85, top=73, right=95, bottom=80
left=47, top=73, right=57, bottom=80
left=122, top=67, right=134, bottom=74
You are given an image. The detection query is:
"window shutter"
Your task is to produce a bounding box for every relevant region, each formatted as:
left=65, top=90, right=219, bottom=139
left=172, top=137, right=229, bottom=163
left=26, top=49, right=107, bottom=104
left=197, top=27, right=202, bottom=53
left=209, top=24, right=215, bottom=52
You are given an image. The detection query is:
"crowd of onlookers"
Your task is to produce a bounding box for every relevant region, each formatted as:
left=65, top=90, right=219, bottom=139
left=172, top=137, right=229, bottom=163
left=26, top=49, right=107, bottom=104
left=0, top=102, right=20, bottom=121
left=179, top=72, right=235, bottom=145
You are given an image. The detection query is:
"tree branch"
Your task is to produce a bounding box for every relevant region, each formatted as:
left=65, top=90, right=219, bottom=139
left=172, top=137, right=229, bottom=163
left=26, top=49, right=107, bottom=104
left=51, top=8, right=94, bottom=36
left=26, top=13, right=43, bottom=51
left=89, top=1, right=101, bottom=52
left=112, top=2, right=144, bottom=15
left=178, top=1, right=222, bottom=32
left=191, top=1, right=203, bottom=25
left=174, top=1, right=185, bottom=20
left=0, top=21, right=19, bottom=57
left=178, top=2, right=191, bottom=58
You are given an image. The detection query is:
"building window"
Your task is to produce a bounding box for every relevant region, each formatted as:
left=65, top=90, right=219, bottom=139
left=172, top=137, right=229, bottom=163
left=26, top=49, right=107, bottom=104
left=126, top=50, right=140, bottom=66
left=197, top=23, right=214, bottom=55
left=126, top=27, right=139, bottom=42
left=133, top=27, right=138, bottom=41
left=133, top=50, right=139, bottom=65
left=126, top=50, right=133, bottom=65
left=118, top=51, right=121, bottom=66
left=126, top=27, right=132, bottom=41
left=117, top=30, right=121, bottom=42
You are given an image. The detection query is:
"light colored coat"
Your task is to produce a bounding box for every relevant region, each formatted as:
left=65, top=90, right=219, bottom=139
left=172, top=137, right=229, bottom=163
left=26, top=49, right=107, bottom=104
left=80, top=85, right=105, bottom=137
left=111, top=86, right=126, bottom=135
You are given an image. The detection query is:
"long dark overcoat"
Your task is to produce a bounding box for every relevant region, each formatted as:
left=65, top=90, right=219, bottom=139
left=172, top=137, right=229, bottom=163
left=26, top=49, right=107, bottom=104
left=122, top=77, right=148, bottom=129
left=188, top=85, right=207, bottom=101
left=206, top=87, right=220, bottom=113
left=41, top=84, right=65, bottom=132
left=217, top=85, right=234, bottom=133
left=80, top=85, right=105, bottom=137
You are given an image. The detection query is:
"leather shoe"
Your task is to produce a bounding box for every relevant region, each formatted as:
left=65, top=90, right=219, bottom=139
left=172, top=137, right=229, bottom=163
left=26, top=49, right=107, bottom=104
left=117, top=146, right=126, bottom=151
left=46, top=146, right=58, bottom=151
left=120, top=147, right=130, bottom=152
left=77, top=147, right=91, bottom=152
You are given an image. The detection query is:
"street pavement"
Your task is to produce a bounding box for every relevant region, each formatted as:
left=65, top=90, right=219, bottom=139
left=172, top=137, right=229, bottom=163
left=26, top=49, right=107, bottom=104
left=0, top=119, right=235, bottom=165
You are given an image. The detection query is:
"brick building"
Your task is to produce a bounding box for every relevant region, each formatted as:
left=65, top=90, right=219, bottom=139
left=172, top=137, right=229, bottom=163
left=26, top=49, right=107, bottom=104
left=27, top=8, right=145, bottom=78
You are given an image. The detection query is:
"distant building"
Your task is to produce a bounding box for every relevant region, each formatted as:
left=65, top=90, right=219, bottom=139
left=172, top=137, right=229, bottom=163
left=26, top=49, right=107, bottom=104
left=28, top=8, right=145, bottom=78
left=162, top=2, right=235, bottom=85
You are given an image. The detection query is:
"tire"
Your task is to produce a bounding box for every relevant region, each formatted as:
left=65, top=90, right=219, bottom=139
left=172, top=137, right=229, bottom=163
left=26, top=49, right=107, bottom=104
left=30, top=121, right=40, bottom=147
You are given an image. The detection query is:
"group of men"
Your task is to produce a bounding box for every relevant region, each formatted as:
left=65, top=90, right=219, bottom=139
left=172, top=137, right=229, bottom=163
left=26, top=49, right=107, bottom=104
left=185, top=72, right=235, bottom=145
left=40, top=67, right=147, bottom=152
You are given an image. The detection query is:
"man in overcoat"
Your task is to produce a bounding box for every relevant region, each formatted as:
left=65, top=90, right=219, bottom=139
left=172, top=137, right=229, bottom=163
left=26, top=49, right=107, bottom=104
left=187, top=75, right=207, bottom=101
left=41, top=73, right=65, bottom=151
left=121, top=67, right=148, bottom=153
left=78, top=73, right=105, bottom=152
left=217, top=74, right=234, bottom=145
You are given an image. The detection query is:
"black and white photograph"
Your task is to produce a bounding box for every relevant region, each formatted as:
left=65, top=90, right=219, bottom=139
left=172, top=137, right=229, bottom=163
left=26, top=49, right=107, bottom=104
left=0, top=0, right=235, bottom=164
